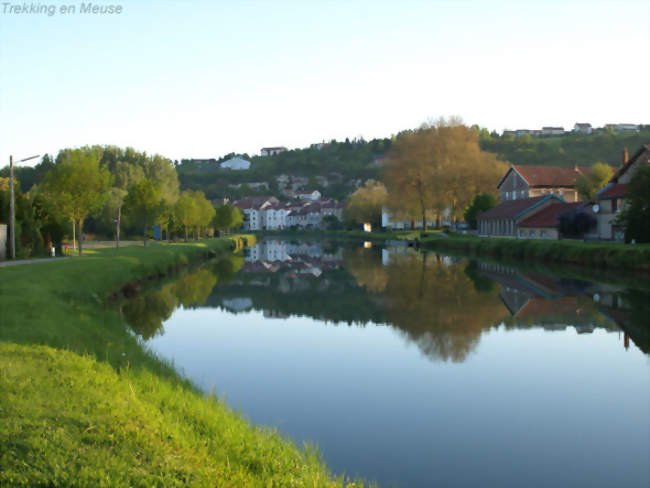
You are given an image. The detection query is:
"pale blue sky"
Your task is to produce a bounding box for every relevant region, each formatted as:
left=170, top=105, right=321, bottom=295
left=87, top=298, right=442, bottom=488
left=1, top=0, right=648, bottom=165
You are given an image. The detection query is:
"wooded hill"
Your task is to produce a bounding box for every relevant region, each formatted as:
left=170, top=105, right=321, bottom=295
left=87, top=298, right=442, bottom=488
left=177, top=128, right=650, bottom=201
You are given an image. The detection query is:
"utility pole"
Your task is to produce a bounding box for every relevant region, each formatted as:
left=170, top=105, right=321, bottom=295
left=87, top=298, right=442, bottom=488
left=9, top=155, right=15, bottom=259
left=8, top=154, right=40, bottom=259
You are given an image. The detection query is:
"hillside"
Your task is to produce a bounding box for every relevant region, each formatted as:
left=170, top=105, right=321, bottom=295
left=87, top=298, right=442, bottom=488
left=178, top=128, right=650, bottom=201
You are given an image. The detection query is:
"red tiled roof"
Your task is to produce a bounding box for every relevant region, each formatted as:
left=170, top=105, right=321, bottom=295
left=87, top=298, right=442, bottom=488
left=598, top=183, right=628, bottom=200
left=478, top=195, right=552, bottom=220
left=511, top=165, right=591, bottom=187
left=518, top=202, right=580, bottom=228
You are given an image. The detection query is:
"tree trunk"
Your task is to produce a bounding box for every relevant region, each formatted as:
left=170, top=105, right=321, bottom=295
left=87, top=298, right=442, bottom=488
left=116, top=205, right=121, bottom=248
left=77, top=219, right=83, bottom=255
left=72, top=219, right=76, bottom=252
left=417, top=179, right=427, bottom=231
left=184, top=226, right=188, bottom=242
left=143, top=225, right=148, bottom=247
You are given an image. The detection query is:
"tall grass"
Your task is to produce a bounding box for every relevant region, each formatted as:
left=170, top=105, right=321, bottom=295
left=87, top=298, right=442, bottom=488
left=0, top=237, right=359, bottom=487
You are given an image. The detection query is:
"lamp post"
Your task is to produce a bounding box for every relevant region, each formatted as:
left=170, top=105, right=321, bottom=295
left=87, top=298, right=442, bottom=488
left=9, top=154, right=40, bottom=259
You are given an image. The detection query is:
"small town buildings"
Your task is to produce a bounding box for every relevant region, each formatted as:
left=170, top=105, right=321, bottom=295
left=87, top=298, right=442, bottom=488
left=596, top=144, right=650, bottom=240
left=260, top=146, right=287, bottom=157
left=233, top=196, right=279, bottom=230
left=517, top=202, right=594, bottom=240
left=295, top=190, right=321, bottom=201
left=220, top=157, right=252, bottom=170
left=541, top=127, right=565, bottom=136
left=573, top=123, right=592, bottom=135
left=497, top=164, right=590, bottom=202
left=477, top=194, right=564, bottom=237
left=604, top=124, right=640, bottom=133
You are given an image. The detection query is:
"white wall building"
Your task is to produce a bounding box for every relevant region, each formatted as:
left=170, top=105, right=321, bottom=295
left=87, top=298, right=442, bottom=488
left=220, top=157, right=252, bottom=170
left=260, top=146, right=287, bottom=157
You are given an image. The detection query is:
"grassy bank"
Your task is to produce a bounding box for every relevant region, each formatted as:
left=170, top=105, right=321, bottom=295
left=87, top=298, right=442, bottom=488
left=418, top=234, right=650, bottom=273
left=0, top=238, right=357, bottom=487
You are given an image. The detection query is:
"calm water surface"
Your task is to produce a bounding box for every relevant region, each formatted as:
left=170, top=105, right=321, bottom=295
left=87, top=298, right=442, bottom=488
left=122, top=240, right=650, bottom=487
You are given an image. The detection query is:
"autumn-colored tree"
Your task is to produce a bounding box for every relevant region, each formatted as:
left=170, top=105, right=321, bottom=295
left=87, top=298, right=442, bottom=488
left=576, top=162, right=614, bottom=202
left=384, top=119, right=506, bottom=228
left=41, top=148, right=112, bottom=254
left=344, top=180, right=388, bottom=228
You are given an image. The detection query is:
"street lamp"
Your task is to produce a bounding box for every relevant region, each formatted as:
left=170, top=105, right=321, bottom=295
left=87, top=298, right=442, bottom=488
left=9, top=154, right=40, bottom=259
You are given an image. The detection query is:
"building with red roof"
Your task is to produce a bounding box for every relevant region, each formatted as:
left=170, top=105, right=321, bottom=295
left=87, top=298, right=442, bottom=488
left=497, top=164, right=592, bottom=203
left=477, top=195, right=563, bottom=237
left=596, top=144, right=650, bottom=240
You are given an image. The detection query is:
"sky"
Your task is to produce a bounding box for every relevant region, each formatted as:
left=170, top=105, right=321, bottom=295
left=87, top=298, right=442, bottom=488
left=1, top=0, right=649, bottom=166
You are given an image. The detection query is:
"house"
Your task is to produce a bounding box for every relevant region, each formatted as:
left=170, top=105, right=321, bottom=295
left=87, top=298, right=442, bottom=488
left=295, top=190, right=321, bottom=201
left=220, top=157, right=251, bottom=170
left=573, top=123, right=592, bottom=135
left=604, top=124, right=639, bottom=133
left=477, top=194, right=563, bottom=237
left=596, top=144, right=650, bottom=240
left=541, top=127, right=565, bottom=136
left=497, top=164, right=591, bottom=202
left=381, top=207, right=441, bottom=230
left=260, top=146, right=287, bottom=157
left=517, top=202, right=595, bottom=240
left=233, top=196, right=279, bottom=230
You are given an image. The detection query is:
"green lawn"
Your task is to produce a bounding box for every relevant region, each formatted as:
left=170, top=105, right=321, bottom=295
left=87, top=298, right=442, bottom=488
left=0, top=238, right=359, bottom=487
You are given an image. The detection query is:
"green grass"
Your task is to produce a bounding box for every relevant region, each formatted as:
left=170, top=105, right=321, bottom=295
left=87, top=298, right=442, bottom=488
left=419, top=233, right=650, bottom=272
left=0, top=238, right=359, bottom=487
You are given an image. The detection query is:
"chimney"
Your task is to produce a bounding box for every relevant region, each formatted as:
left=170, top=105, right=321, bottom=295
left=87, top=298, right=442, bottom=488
left=622, top=147, right=629, bottom=166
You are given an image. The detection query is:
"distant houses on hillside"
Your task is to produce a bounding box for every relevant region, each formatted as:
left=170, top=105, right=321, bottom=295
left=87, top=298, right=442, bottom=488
left=260, top=146, right=287, bottom=157
left=220, top=156, right=251, bottom=170
left=233, top=194, right=343, bottom=231
left=503, top=122, right=642, bottom=138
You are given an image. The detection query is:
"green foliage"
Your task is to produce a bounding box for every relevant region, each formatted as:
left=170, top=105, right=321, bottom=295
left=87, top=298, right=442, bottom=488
left=619, top=166, right=650, bottom=243
left=123, top=179, right=164, bottom=240
left=576, top=162, right=614, bottom=202
left=0, top=239, right=354, bottom=487
left=344, top=180, right=387, bottom=227
left=463, top=193, right=497, bottom=229
left=480, top=128, right=650, bottom=166
left=214, top=203, right=243, bottom=233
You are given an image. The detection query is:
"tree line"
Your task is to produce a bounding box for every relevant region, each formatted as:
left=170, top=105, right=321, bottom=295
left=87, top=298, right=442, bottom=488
left=0, top=146, right=244, bottom=257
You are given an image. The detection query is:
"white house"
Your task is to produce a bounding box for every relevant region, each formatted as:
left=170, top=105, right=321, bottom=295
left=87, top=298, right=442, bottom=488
left=220, top=157, right=251, bottom=170
left=573, top=123, right=592, bottom=134
left=541, top=127, right=565, bottom=136
left=295, top=190, right=321, bottom=201
left=381, top=207, right=443, bottom=230
left=260, top=146, right=287, bottom=157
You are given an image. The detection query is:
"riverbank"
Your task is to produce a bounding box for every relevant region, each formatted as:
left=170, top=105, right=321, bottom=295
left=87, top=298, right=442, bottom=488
left=268, top=229, right=650, bottom=273
left=0, top=238, right=357, bottom=487
left=417, top=233, right=650, bottom=273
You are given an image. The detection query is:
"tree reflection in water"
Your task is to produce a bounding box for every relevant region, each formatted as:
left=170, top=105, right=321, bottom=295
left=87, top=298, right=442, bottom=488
left=120, top=241, right=649, bottom=359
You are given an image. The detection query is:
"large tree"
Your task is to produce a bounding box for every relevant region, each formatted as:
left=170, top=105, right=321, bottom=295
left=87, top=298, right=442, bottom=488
left=41, top=148, right=111, bottom=254
left=384, top=119, right=506, bottom=229
left=123, top=180, right=163, bottom=245
left=618, top=166, right=650, bottom=243
left=576, top=162, right=614, bottom=202
left=344, top=180, right=387, bottom=228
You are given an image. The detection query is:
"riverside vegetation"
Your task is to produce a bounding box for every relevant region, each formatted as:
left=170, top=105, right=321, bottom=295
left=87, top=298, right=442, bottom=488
left=0, top=237, right=361, bottom=487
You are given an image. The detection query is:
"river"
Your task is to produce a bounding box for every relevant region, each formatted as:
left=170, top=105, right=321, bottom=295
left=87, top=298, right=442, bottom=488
left=120, top=239, right=650, bottom=487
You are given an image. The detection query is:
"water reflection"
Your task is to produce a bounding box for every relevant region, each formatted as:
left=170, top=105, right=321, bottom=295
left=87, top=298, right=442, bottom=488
left=121, top=239, right=649, bottom=358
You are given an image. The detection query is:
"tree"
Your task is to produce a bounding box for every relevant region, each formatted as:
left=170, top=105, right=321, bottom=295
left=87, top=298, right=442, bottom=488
left=213, top=204, right=243, bottom=235
left=123, top=180, right=163, bottom=245
left=344, top=180, right=387, bottom=228
left=576, top=162, right=614, bottom=201
left=41, top=149, right=111, bottom=254
left=384, top=119, right=506, bottom=229
left=103, top=160, right=145, bottom=247
left=464, top=193, right=497, bottom=229
left=195, top=192, right=216, bottom=238
left=618, top=166, right=650, bottom=243
left=174, top=191, right=200, bottom=241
